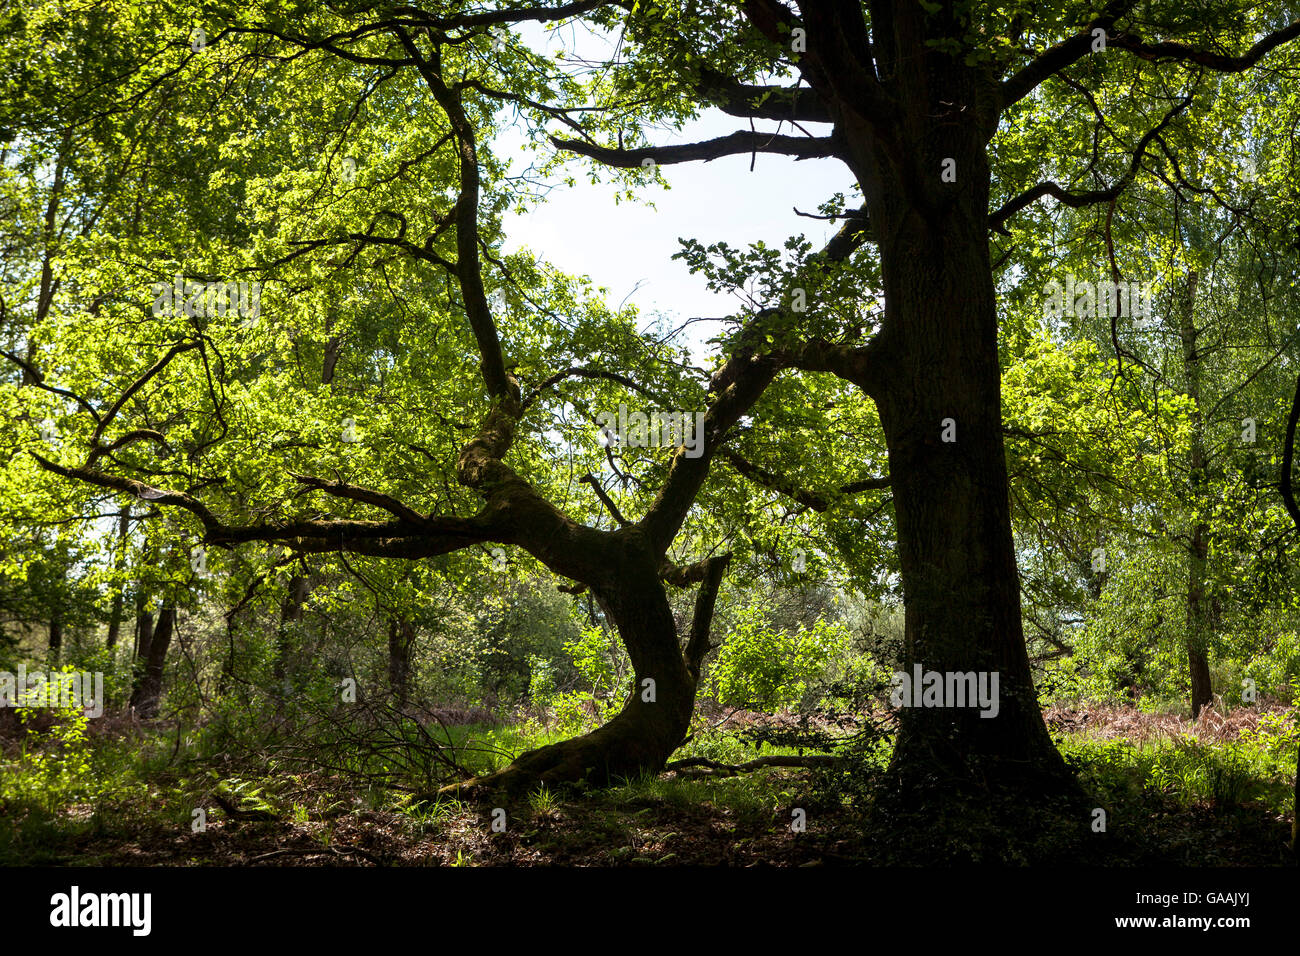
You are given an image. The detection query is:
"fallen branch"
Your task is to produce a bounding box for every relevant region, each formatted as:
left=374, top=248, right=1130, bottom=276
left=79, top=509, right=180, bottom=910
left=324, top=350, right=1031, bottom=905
left=250, top=844, right=383, bottom=865
left=663, top=755, right=839, bottom=777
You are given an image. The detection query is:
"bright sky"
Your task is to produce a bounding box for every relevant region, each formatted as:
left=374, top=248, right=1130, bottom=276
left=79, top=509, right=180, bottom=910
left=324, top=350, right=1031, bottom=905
left=496, top=20, right=859, bottom=342
left=500, top=116, right=857, bottom=324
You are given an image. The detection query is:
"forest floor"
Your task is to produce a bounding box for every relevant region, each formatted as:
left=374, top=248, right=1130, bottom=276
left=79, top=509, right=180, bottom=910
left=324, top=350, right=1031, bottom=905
left=1, top=701, right=1296, bottom=866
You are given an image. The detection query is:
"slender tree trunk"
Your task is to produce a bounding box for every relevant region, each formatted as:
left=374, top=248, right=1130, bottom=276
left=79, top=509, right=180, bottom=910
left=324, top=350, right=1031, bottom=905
left=323, top=335, right=341, bottom=386
left=274, top=574, right=308, bottom=686
left=219, top=606, right=238, bottom=697
left=1186, top=523, right=1215, bottom=717
left=130, top=603, right=175, bottom=717
left=48, top=609, right=63, bottom=663
left=1177, top=269, right=1214, bottom=717
left=1276, top=372, right=1300, bottom=853
left=105, top=506, right=131, bottom=650
left=105, top=594, right=124, bottom=651
left=388, top=616, right=416, bottom=703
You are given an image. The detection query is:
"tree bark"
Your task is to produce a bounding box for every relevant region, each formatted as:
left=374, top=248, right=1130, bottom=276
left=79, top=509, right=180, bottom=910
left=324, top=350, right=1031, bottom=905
left=1186, top=523, right=1215, bottom=718
left=1177, top=269, right=1214, bottom=717
left=105, top=506, right=131, bottom=650
left=47, top=609, right=63, bottom=663
left=130, top=603, right=175, bottom=717
left=824, top=65, right=1072, bottom=794
left=323, top=335, right=341, bottom=386
left=873, top=214, right=1068, bottom=789
left=387, top=616, right=415, bottom=703
left=444, top=541, right=704, bottom=797
left=274, top=574, right=308, bottom=685
left=1275, top=371, right=1300, bottom=853
left=134, top=597, right=153, bottom=663
left=105, top=593, right=124, bottom=651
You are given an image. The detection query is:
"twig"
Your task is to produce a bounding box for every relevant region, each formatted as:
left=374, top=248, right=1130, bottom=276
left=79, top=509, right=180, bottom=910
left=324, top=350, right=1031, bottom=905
left=250, top=845, right=383, bottom=865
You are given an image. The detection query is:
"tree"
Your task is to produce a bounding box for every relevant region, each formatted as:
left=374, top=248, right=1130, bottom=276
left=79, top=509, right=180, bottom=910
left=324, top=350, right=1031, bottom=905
left=551, top=0, right=1300, bottom=791
left=1017, top=63, right=1300, bottom=716
left=8, top=0, right=1300, bottom=802
left=129, top=601, right=175, bottom=717
left=2, top=0, right=787, bottom=795
left=1276, top=371, right=1300, bottom=853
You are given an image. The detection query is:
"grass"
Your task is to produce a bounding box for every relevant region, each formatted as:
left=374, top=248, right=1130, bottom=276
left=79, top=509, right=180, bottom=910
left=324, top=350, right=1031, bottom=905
left=0, top=700, right=1294, bottom=866
left=1059, top=734, right=1293, bottom=813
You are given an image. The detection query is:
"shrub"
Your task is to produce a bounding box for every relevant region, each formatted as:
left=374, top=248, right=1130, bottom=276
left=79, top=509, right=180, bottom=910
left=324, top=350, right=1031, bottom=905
left=711, top=606, right=850, bottom=711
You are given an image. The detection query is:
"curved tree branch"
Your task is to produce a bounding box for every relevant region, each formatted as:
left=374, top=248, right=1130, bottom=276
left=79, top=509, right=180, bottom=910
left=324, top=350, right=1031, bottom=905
left=550, top=129, right=841, bottom=168
left=999, top=1, right=1138, bottom=109
left=684, top=552, right=730, bottom=681
left=721, top=448, right=888, bottom=512
left=394, top=26, right=511, bottom=399
left=695, top=67, right=833, bottom=124
left=1111, top=19, right=1300, bottom=72
left=580, top=473, right=630, bottom=527
left=989, top=93, right=1191, bottom=233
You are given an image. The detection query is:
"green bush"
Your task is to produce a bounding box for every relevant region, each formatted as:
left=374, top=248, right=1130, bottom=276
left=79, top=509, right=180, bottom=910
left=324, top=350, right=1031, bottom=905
left=710, top=606, right=850, bottom=711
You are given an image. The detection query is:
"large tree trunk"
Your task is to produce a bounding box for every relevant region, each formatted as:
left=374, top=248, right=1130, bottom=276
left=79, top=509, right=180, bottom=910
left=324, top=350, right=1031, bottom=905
left=1276, top=372, right=1300, bottom=853
left=873, top=218, right=1068, bottom=789
left=134, top=598, right=153, bottom=664
left=130, top=603, right=175, bottom=717
left=834, top=67, right=1073, bottom=794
